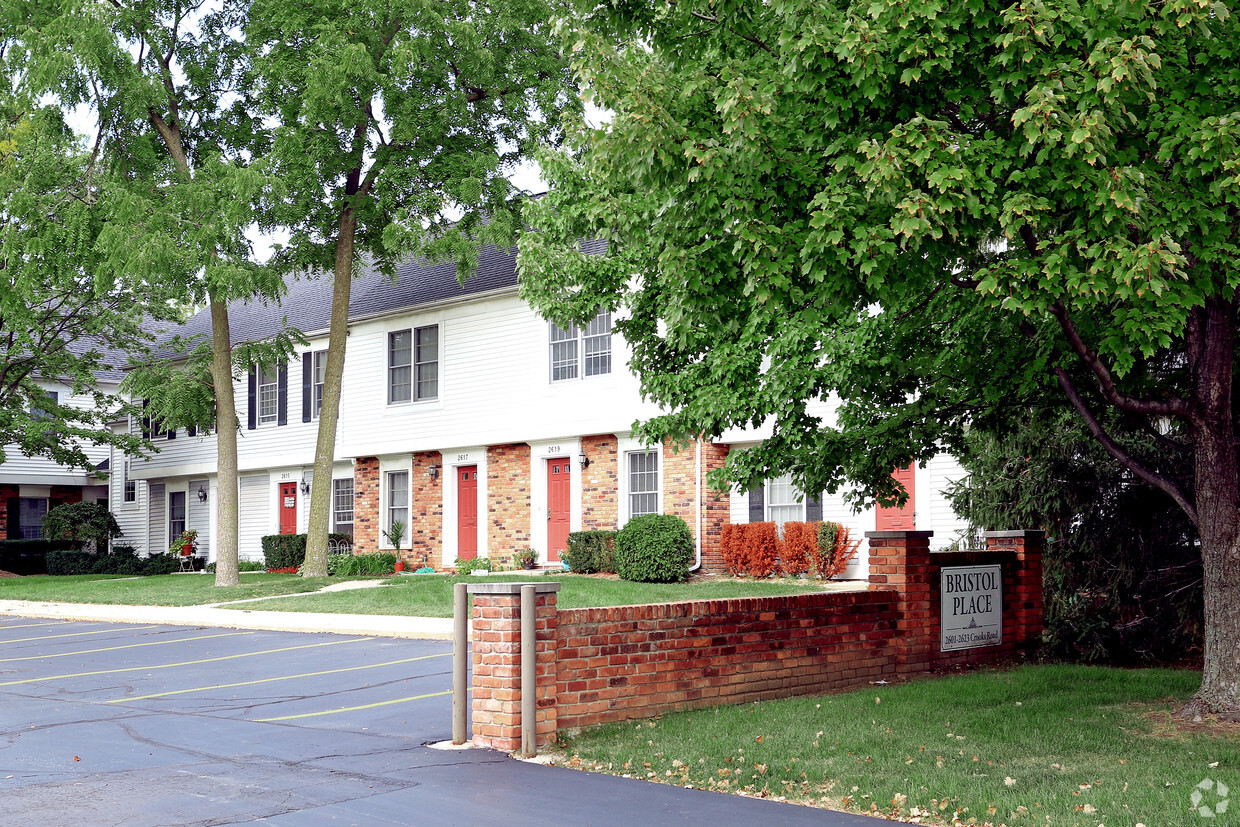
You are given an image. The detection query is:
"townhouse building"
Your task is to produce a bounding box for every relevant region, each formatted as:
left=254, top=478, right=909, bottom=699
left=110, top=242, right=969, bottom=575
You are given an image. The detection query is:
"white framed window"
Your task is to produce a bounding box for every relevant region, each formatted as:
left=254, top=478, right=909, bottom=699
left=312, top=350, right=327, bottom=418
left=258, top=364, right=279, bottom=424
left=550, top=311, right=612, bottom=382
left=389, top=325, right=439, bottom=404
left=168, top=490, right=186, bottom=540
left=18, top=498, right=48, bottom=539
left=333, top=478, right=354, bottom=537
left=123, top=461, right=136, bottom=503
left=386, top=471, right=409, bottom=532
left=627, top=450, right=660, bottom=517
left=767, top=474, right=801, bottom=531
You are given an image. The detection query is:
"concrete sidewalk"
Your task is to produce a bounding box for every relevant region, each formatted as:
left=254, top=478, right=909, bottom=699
left=0, top=599, right=454, bottom=639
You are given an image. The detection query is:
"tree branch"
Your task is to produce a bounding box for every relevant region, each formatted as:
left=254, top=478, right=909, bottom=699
left=1053, top=365, right=1198, bottom=525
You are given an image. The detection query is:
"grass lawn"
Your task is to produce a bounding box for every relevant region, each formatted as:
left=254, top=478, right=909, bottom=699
left=0, top=571, right=832, bottom=614
left=552, top=665, right=1236, bottom=826
left=226, top=573, right=835, bottom=617
left=0, top=572, right=345, bottom=606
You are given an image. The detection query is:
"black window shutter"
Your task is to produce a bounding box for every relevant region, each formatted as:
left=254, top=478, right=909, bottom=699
left=6, top=497, right=20, bottom=540
left=806, top=493, right=823, bottom=522
left=141, top=399, right=151, bottom=440
left=277, top=361, right=288, bottom=426
left=167, top=425, right=176, bottom=440
left=187, top=425, right=196, bottom=437
left=748, top=483, right=765, bottom=523
left=247, top=367, right=257, bottom=430
left=302, top=353, right=312, bottom=423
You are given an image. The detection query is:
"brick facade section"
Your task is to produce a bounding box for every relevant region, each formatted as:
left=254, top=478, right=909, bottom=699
left=465, top=530, right=1045, bottom=751
left=661, top=440, right=730, bottom=574
left=580, top=434, right=618, bottom=530
left=405, top=451, right=442, bottom=568
left=0, top=484, right=16, bottom=538
left=50, top=486, right=83, bottom=508
left=470, top=588, right=559, bottom=751
left=487, top=443, right=531, bottom=555
left=352, top=458, right=380, bottom=554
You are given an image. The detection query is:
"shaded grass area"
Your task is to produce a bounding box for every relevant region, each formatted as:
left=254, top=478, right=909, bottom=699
left=227, top=574, right=831, bottom=617
left=556, top=665, right=1234, bottom=826
left=0, top=572, right=345, bottom=606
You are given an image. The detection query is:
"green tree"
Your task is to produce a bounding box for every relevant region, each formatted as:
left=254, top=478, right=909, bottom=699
left=10, top=0, right=285, bottom=586
left=0, top=103, right=168, bottom=469
left=518, top=0, right=1240, bottom=716
left=42, top=501, right=123, bottom=553
left=244, top=0, right=576, bottom=576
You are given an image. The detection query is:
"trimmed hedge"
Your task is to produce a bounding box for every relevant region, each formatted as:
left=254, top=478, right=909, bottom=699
left=46, top=547, right=179, bottom=576
left=329, top=552, right=396, bottom=576
left=0, top=538, right=78, bottom=575
left=262, top=533, right=352, bottom=571
left=779, top=521, right=817, bottom=575
left=564, top=530, right=616, bottom=574
left=717, top=520, right=860, bottom=579
left=614, top=513, right=694, bottom=583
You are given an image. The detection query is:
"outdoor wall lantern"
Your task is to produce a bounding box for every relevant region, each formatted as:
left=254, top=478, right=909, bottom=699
left=197, top=485, right=208, bottom=503
left=578, top=450, right=591, bottom=470
left=428, top=464, right=440, bottom=480
left=300, top=477, right=310, bottom=495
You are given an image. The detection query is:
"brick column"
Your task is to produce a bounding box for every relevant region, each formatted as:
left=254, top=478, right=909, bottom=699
left=985, top=530, right=1045, bottom=651
left=866, top=530, right=935, bottom=675
left=407, top=451, right=442, bottom=568
left=468, top=581, right=560, bottom=752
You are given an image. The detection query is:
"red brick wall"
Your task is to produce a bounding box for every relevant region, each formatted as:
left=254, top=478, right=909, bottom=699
left=554, top=589, right=898, bottom=730
left=352, top=458, right=380, bottom=554
left=580, top=434, right=618, bottom=530
left=50, top=486, right=83, bottom=508
left=662, top=440, right=696, bottom=529
left=406, top=451, right=442, bottom=568
left=466, top=530, right=1045, bottom=751
left=648, top=439, right=730, bottom=573
left=0, top=484, right=16, bottom=538
left=487, top=443, right=531, bottom=555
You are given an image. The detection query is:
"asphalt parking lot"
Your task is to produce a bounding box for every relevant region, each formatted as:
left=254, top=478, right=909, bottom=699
left=0, top=618, right=872, bottom=825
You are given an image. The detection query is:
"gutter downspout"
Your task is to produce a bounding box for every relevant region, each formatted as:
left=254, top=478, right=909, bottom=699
left=691, top=438, right=702, bottom=571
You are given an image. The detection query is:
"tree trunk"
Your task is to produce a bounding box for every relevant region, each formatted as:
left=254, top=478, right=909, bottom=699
left=302, top=206, right=357, bottom=576
left=210, top=295, right=241, bottom=587
left=1183, top=296, right=1240, bottom=718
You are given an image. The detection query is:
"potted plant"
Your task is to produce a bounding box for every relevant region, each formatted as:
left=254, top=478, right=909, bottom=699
left=168, top=529, right=198, bottom=557
left=383, top=520, right=407, bottom=572
left=513, top=548, right=538, bottom=570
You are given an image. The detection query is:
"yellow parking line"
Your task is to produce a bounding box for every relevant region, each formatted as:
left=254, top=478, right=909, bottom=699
left=0, top=620, right=70, bottom=630
left=0, top=625, right=161, bottom=644
left=0, top=637, right=374, bottom=686
left=109, top=652, right=451, bottom=702
left=256, top=688, right=460, bottom=722
left=0, top=631, right=254, bottom=663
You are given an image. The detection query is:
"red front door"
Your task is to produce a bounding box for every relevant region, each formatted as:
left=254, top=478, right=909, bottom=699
left=547, top=459, right=571, bottom=562
left=279, top=482, right=297, bottom=535
left=875, top=464, right=916, bottom=531
left=457, top=466, right=478, bottom=560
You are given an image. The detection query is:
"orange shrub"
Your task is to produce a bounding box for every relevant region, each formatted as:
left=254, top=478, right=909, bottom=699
left=720, top=523, right=746, bottom=576
left=815, top=521, right=862, bottom=579
left=744, top=522, right=780, bottom=578
left=778, top=521, right=815, bottom=576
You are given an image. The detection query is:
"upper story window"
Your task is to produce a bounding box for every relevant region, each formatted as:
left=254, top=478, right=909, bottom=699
left=550, top=311, right=612, bottom=382
left=123, top=461, right=136, bottom=503
left=627, top=450, right=659, bottom=518
left=32, top=390, right=58, bottom=421
left=313, top=350, right=326, bottom=417
left=258, top=364, right=279, bottom=425
left=389, top=325, right=439, bottom=404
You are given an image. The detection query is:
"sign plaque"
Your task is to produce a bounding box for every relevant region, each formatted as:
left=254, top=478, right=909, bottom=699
left=940, top=565, right=1002, bottom=651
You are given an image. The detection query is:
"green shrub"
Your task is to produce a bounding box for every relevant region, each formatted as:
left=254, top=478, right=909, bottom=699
left=0, top=538, right=77, bottom=575
left=614, top=514, right=694, bottom=583
left=262, top=533, right=351, bottom=570
left=46, top=547, right=179, bottom=576
left=330, top=553, right=396, bottom=576
left=564, top=530, right=616, bottom=574
left=455, top=556, right=492, bottom=574
left=41, top=501, right=122, bottom=552
left=206, top=560, right=266, bottom=574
